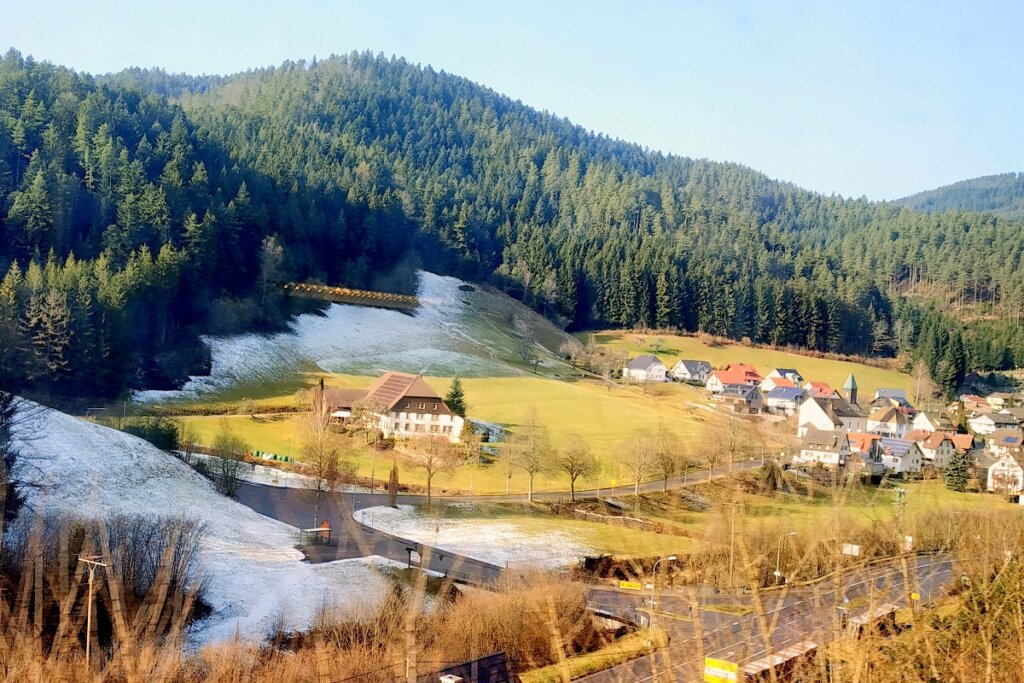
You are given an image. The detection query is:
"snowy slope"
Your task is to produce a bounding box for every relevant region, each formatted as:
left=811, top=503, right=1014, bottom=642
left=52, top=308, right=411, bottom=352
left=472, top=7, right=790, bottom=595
left=14, top=404, right=393, bottom=644
left=137, top=271, right=566, bottom=402
left=354, top=505, right=594, bottom=570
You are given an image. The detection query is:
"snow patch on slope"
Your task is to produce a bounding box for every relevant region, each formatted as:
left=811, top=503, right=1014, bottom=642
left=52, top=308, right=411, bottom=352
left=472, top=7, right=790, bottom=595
left=136, top=272, right=529, bottom=402
left=354, top=505, right=592, bottom=570
left=14, top=405, right=393, bottom=644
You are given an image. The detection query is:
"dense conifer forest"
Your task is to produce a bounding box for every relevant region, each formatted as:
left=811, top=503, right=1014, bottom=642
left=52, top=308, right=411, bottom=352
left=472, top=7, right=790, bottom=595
left=1, top=49, right=1022, bottom=398
left=895, top=172, right=1024, bottom=221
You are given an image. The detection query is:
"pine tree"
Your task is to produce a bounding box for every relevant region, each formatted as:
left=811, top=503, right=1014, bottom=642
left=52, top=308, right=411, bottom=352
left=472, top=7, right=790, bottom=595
left=944, top=450, right=970, bottom=493
left=444, top=377, right=467, bottom=417
left=0, top=390, right=25, bottom=527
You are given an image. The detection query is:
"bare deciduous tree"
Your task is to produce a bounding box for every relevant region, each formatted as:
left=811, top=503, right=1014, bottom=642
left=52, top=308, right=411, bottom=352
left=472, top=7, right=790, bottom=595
left=557, top=433, right=597, bottom=502
left=303, top=383, right=347, bottom=525
left=403, top=436, right=465, bottom=505
left=212, top=420, right=248, bottom=499
left=622, top=430, right=657, bottom=497
left=653, top=424, right=680, bottom=492
left=505, top=407, right=555, bottom=501
left=177, top=421, right=199, bottom=466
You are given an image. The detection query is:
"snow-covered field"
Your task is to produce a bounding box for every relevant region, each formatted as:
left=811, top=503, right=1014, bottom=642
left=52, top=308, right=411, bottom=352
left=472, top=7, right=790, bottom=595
left=14, top=404, right=395, bottom=644
left=137, top=271, right=562, bottom=402
left=354, top=505, right=594, bottom=570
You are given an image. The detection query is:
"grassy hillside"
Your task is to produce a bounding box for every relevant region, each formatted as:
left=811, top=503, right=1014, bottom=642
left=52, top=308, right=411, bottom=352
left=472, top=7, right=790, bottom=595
left=177, top=372, right=723, bottom=494
left=590, top=330, right=914, bottom=400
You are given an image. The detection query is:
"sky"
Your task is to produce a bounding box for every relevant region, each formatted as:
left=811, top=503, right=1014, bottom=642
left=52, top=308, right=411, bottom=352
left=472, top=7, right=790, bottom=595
left=1, top=0, right=1021, bottom=200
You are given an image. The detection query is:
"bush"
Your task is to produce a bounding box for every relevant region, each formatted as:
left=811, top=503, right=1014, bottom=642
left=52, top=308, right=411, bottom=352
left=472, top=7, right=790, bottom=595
left=122, top=416, right=180, bottom=451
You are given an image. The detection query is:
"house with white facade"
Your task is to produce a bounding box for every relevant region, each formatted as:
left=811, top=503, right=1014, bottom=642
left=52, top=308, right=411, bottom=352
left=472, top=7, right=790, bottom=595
left=867, top=405, right=912, bottom=438
left=969, top=412, right=1019, bottom=436
left=623, top=355, right=668, bottom=383
left=670, top=359, right=712, bottom=383
left=767, top=368, right=804, bottom=384
left=797, top=396, right=866, bottom=437
left=912, top=411, right=953, bottom=433
left=794, top=429, right=850, bottom=469
left=326, top=371, right=465, bottom=442
left=879, top=437, right=923, bottom=474
left=987, top=454, right=1024, bottom=496
left=987, top=429, right=1024, bottom=458
left=905, top=430, right=956, bottom=468
left=764, top=386, right=805, bottom=416
left=706, top=364, right=762, bottom=394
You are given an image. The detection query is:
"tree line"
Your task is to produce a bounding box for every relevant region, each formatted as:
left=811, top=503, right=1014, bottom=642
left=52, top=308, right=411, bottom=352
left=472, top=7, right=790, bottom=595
left=3, top=49, right=1023, bottom=400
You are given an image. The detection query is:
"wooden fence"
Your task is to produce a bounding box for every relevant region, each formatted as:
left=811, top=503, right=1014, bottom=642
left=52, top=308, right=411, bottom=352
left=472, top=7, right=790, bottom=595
left=282, top=282, right=419, bottom=310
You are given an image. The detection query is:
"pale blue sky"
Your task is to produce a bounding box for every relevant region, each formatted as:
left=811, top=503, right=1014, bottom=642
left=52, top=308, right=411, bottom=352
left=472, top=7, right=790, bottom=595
left=1, top=0, right=1020, bottom=199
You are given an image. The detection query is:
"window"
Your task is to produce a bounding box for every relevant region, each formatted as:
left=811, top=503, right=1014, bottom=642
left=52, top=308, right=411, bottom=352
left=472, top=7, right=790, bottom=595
left=417, top=402, right=425, bottom=409
left=433, top=403, right=438, bottom=410
left=416, top=424, right=424, bottom=432
left=430, top=425, right=438, bottom=433
left=432, top=413, right=439, bottom=421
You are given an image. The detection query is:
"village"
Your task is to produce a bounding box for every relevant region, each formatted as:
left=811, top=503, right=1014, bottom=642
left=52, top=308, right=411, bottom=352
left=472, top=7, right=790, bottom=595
left=623, top=353, right=1024, bottom=499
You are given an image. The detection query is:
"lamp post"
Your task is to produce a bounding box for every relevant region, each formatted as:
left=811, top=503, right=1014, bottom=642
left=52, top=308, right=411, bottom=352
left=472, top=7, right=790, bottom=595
left=648, top=555, right=677, bottom=645
left=774, top=531, right=797, bottom=584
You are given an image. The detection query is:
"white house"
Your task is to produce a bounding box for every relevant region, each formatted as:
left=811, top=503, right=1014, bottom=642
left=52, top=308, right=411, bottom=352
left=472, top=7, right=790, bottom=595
left=987, top=454, right=1024, bottom=496
left=987, top=429, right=1024, bottom=458
left=623, top=355, right=668, bottom=383
left=906, top=430, right=955, bottom=468
left=767, top=368, right=804, bottom=384
left=794, top=429, right=850, bottom=469
left=764, top=387, right=805, bottom=416
left=879, top=438, right=923, bottom=474
left=969, top=412, right=1019, bottom=436
left=912, top=411, right=953, bottom=433
left=867, top=406, right=912, bottom=439
left=797, top=396, right=866, bottom=437
left=670, top=359, right=712, bottom=383
left=327, top=372, right=465, bottom=443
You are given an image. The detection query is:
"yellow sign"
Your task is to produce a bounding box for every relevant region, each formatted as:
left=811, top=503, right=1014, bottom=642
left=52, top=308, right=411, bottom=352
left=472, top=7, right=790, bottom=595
left=911, top=592, right=920, bottom=601
left=618, top=580, right=643, bottom=591
left=704, top=656, right=739, bottom=683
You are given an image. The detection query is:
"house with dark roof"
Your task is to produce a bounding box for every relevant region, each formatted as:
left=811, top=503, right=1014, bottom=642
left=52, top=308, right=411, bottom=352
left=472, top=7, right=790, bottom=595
left=767, top=368, right=804, bottom=384
left=969, top=411, right=1019, bottom=436
left=797, top=396, right=866, bottom=437
left=879, top=437, right=922, bottom=474
left=670, top=359, right=712, bottom=383
left=325, top=372, right=465, bottom=442
left=867, top=405, right=912, bottom=439
left=987, top=428, right=1024, bottom=459
left=764, top=386, right=805, bottom=416
left=623, top=355, right=668, bottom=383
left=847, top=432, right=886, bottom=476
left=794, top=429, right=850, bottom=469
left=717, top=385, right=763, bottom=414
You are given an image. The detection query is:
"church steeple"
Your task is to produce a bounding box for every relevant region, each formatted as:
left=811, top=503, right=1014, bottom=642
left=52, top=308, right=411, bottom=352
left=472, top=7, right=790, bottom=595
left=843, top=373, right=859, bottom=405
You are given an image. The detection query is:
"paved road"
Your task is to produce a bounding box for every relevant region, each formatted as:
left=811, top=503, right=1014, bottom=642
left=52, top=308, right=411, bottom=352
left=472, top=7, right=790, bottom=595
left=577, top=554, right=955, bottom=682
left=236, top=483, right=504, bottom=584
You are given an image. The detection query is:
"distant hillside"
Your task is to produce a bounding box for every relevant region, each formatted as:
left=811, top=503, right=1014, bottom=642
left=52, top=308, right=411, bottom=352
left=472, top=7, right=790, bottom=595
left=895, top=173, right=1024, bottom=220
left=1, top=49, right=1021, bottom=402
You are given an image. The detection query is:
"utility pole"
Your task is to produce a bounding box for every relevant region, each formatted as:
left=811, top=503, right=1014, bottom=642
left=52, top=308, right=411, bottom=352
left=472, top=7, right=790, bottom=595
left=649, top=555, right=677, bottom=645
left=78, top=555, right=107, bottom=672
left=893, top=488, right=907, bottom=543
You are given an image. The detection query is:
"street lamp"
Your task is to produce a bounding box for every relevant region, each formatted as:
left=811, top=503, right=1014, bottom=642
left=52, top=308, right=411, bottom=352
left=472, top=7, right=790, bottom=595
left=774, top=531, right=797, bottom=584
left=649, top=555, right=677, bottom=645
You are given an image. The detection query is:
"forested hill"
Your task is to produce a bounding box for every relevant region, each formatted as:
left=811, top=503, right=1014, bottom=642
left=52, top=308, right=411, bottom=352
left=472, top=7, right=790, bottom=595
left=0, top=49, right=1022, bottom=400
left=894, top=173, right=1024, bottom=221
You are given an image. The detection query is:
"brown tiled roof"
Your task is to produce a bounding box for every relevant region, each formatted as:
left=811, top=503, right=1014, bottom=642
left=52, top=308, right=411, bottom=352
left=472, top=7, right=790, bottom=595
left=323, top=387, right=368, bottom=408
left=363, top=372, right=442, bottom=410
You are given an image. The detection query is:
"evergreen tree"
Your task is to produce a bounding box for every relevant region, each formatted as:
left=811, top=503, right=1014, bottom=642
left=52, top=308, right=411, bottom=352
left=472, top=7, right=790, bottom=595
left=944, top=450, right=970, bottom=493
left=444, top=377, right=468, bottom=418
left=0, top=390, right=25, bottom=527
left=387, top=460, right=399, bottom=506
